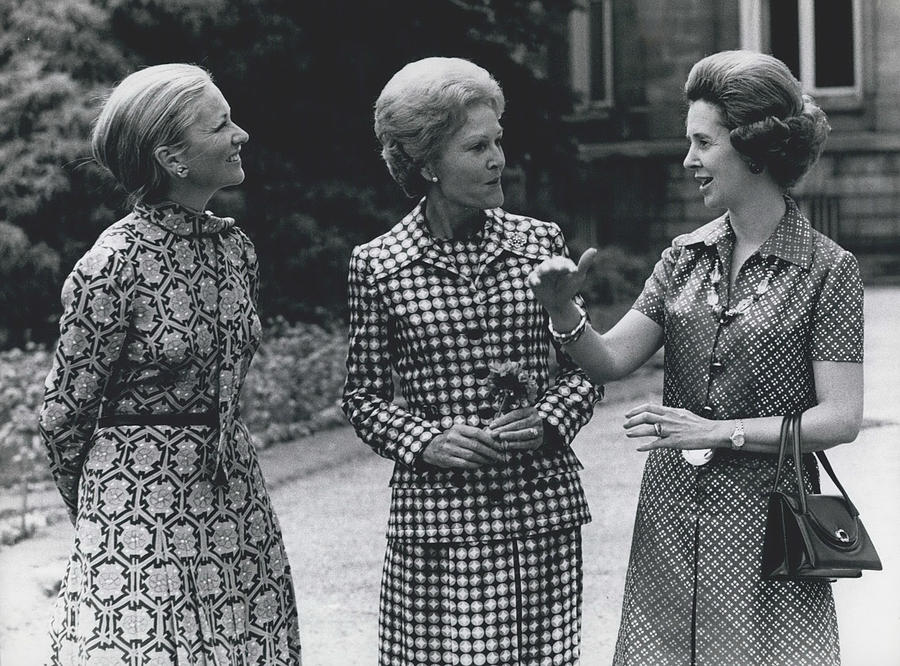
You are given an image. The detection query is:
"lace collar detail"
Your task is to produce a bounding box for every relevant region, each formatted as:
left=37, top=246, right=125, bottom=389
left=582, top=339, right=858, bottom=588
left=133, top=201, right=235, bottom=237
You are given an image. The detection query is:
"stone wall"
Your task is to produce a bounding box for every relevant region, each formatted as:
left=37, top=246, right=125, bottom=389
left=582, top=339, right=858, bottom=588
left=565, top=0, right=900, bottom=253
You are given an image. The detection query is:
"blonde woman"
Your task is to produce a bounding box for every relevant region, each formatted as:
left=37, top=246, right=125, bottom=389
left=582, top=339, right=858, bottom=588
left=40, top=64, right=301, bottom=663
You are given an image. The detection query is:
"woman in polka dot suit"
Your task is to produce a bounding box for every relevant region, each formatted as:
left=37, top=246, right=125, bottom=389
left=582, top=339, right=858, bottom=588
left=342, top=57, right=603, bottom=665
left=530, top=51, right=863, bottom=665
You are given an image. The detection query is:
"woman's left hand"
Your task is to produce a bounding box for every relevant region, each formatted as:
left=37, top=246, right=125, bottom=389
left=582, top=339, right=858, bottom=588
left=489, top=407, right=545, bottom=452
left=623, top=403, right=723, bottom=452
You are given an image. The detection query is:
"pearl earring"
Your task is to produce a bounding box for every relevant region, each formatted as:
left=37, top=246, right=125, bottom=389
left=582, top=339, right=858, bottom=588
left=430, top=175, right=438, bottom=183
left=177, top=166, right=189, bottom=178
left=749, top=162, right=763, bottom=174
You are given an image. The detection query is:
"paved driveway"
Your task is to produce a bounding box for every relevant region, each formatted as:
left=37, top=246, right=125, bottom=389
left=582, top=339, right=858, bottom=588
left=2, top=287, right=898, bottom=665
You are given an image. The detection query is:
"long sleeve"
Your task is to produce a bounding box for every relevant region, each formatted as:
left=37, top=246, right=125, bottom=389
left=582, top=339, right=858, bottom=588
left=534, top=231, right=603, bottom=446
left=341, top=246, right=443, bottom=468
left=235, top=227, right=260, bottom=312
left=38, top=242, right=133, bottom=521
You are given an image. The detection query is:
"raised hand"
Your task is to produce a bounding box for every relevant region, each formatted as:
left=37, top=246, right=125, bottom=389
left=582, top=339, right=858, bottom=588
left=527, top=248, right=597, bottom=312
left=422, top=423, right=506, bottom=469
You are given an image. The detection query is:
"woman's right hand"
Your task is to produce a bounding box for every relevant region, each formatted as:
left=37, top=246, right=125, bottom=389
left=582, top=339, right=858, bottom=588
left=527, top=248, right=597, bottom=312
left=422, top=424, right=505, bottom=469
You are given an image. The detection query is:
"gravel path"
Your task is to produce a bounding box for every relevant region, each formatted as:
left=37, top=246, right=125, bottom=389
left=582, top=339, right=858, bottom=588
left=2, top=287, right=898, bottom=665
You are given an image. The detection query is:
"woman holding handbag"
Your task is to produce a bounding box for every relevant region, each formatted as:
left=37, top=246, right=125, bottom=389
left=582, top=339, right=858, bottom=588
left=529, top=50, right=863, bottom=665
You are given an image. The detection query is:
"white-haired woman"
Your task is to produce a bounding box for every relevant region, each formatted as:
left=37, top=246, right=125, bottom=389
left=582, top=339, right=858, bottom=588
left=529, top=50, right=862, bottom=665
left=39, top=64, right=301, bottom=664
left=342, top=56, right=602, bottom=666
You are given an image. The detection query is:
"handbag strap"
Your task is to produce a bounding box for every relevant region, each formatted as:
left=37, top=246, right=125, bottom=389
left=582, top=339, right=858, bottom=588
left=776, top=412, right=860, bottom=518
left=814, top=450, right=860, bottom=517
left=790, top=412, right=809, bottom=515
left=771, top=412, right=794, bottom=491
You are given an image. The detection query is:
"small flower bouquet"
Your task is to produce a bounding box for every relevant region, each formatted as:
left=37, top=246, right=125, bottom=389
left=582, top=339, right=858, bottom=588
left=488, top=361, right=538, bottom=416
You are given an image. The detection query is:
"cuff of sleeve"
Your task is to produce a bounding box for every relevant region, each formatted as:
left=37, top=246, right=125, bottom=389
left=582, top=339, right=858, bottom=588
left=541, top=417, right=565, bottom=450
left=406, top=425, right=443, bottom=471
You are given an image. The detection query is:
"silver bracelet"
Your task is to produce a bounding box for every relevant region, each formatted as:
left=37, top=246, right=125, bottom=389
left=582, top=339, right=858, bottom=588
left=548, top=305, right=588, bottom=346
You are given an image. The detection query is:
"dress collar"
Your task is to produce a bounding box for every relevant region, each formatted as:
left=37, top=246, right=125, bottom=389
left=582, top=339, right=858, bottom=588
left=134, top=201, right=235, bottom=237
left=366, top=199, right=548, bottom=280
left=408, top=198, right=544, bottom=258
left=756, top=197, right=814, bottom=269
left=678, top=196, right=813, bottom=270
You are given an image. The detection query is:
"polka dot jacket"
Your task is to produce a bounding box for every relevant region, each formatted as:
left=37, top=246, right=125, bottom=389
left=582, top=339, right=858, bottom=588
left=342, top=201, right=603, bottom=543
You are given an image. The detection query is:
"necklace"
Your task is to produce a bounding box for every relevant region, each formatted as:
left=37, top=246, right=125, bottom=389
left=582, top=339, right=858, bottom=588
left=707, top=258, right=778, bottom=324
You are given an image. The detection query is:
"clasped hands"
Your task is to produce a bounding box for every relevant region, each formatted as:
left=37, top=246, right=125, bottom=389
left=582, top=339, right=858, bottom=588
left=422, top=407, right=545, bottom=469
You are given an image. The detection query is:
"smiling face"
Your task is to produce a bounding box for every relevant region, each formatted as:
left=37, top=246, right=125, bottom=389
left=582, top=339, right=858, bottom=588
left=176, top=84, right=249, bottom=199
left=683, top=100, right=755, bottom=211
left=427, top=103, right=505, bottom=215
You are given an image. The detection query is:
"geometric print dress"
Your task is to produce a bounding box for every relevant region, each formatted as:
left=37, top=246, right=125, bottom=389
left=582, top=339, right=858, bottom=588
left=613, top=198, right=863, bottom=665
left=39, top=202, right=301, bottom=665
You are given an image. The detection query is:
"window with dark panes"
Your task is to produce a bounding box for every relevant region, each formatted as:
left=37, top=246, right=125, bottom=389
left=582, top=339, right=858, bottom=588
left=813, top=0, right=855, bottom=88
left=765, top=0, right=858, bottom=94
left=570, top=0, right=613, bottom=108
left=769, top=1, right=800, bottom=79
left=588, top=0, right=609, bottom=103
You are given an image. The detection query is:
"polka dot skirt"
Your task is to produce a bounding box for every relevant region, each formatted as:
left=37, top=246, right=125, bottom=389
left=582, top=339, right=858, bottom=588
left=379, top=530, right=582, bottom=666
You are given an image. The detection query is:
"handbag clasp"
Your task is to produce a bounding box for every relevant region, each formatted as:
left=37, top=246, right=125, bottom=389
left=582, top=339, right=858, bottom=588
left=835, top=528, right=850, bottom=543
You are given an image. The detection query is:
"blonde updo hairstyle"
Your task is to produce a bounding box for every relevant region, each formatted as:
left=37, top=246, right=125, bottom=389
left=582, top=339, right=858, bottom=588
left=374, top=57, right=505, bottom=197
left=91, top=63, right=213, bottom=206
left=685, top=50, right=830, bottom=189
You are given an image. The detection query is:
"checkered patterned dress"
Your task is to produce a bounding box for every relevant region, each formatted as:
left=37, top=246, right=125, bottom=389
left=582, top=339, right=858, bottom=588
left=39, top=203, right=301, bottom=664
left=342, top=202, right=602, bottom=665
left=614, top=198, right=864, bottom=665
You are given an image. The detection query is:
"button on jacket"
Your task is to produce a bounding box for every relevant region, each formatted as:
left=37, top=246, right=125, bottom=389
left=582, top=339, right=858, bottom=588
left=342, top=201, right=603, bottom=543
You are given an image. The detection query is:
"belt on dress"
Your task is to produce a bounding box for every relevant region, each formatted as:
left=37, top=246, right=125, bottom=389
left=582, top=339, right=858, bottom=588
left=96, top=412, right=218, bottom=428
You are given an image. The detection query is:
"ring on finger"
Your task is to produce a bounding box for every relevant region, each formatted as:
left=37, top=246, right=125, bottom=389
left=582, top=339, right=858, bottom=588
left=653, top=422, right=663, bottom=437
left=530, top=427, right=539, bottom=438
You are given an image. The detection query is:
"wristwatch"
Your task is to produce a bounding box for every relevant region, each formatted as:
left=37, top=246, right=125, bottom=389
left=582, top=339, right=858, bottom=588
left=729, top=419, right=745, bottom=450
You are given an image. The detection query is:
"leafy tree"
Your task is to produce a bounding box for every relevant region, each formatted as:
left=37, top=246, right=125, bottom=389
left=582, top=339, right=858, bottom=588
left=108, top=0, right=579, bottom=320
left=0, top=0, right=136, bottom=346
left=0, top=221, right=61, bottom=346
left=0, top=0, right=581, bottom=344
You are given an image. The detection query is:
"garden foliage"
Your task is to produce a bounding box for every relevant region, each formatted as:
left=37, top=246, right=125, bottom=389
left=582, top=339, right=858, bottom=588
left=0, top=0, right=659, bottom=541
left=0, top=0, right=580, bottom=344
left=0, top=322, right=347, bottom=544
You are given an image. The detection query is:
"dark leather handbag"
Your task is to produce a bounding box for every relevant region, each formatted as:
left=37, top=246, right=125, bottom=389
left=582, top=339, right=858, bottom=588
left=761, top=412, right=882, bottom=580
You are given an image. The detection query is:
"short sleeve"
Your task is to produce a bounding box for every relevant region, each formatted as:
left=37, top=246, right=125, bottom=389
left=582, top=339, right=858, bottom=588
left=811, top=251, right=863, bottom=362
left=631, top=244, right=680, bottom=325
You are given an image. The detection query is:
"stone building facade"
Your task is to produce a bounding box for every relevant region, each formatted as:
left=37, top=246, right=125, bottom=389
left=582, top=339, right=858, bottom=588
left=552, top=0, right=900, bottom=253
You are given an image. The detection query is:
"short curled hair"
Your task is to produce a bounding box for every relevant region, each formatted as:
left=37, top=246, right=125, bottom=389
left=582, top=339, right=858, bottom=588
left=685, top=50, right=830, bottom=189
left=374, top=57, right=505, bottom=197
left=91, top=63, right=213, bottom=206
